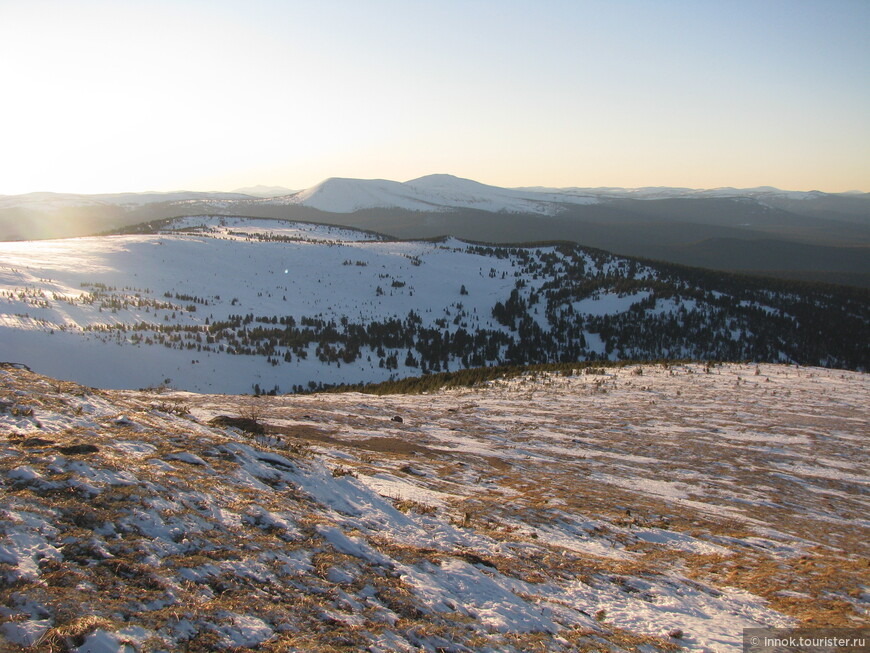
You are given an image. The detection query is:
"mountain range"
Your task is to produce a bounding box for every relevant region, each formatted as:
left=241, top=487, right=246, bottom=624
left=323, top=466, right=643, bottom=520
left=2, top=175, right=868, bottom=286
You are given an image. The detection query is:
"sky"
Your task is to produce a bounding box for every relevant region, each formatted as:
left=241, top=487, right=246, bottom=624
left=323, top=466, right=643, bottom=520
left=1, top=0, right=868, bottom=195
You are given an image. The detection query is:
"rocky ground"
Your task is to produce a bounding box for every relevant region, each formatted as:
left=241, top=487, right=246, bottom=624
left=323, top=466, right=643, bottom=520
left=1, top=362, right=867, bottom=651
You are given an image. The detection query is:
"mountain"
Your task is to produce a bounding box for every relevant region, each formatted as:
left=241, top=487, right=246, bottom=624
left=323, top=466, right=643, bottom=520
left=1, top=360, right=866, bottom=649
left=272, top=174, right=599, bottom=214
left=282, top=177, right=441, bottom=212
left=0, top=175, right=600, bottom=223
left=1, top=176, right=869, bottom=286
left=0, top=217, right=866, bottom=395
left=232, top=184, right=297, bottom=198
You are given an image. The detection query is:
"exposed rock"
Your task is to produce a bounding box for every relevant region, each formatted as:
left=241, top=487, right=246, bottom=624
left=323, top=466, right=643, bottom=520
left=22, top=437, right=54, bottom=447
left=55, top=443, right=100, bottom=455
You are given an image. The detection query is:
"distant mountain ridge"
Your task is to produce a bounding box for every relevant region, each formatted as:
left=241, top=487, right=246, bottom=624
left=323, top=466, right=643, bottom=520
left=2, top=174, right=868, bottom=286
left=232, top=184, right=297, bottom=197
left=3, top=174, right=866, bottom=217
left=276, top=174, right=600, bottom=214
left=0, top=190, right=252, bottom=210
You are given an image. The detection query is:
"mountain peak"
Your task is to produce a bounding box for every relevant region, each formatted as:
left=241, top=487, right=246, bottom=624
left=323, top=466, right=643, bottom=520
left=232, top=184, right=296, bottom=198
left=406, top=173, right=466, bottom=184
left=290, top=177, right=428, bottom=213
left=405, top=173, right=495, bottom=190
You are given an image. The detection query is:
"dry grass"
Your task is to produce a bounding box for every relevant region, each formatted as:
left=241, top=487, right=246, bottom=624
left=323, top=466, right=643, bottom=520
left=38, top=616, right=119, bottom=653
left=1, top=363, right=867, bottom=651
left=392, top=498, right=437, bottom=515
left=690, top=547, right=870, bottom=627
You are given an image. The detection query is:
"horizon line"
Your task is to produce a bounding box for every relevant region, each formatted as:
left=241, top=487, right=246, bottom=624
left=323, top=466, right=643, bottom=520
left=1, top=174, right=868, bottom=198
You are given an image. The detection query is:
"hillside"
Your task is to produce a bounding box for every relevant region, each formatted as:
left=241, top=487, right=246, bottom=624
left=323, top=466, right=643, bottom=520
left=282, top=175, right=599, bottom=214
left=0, top=218, right=867, bottom=394
left=1, top=177, right=868, bottom=286
left=1, top=361, right=867, bottom=651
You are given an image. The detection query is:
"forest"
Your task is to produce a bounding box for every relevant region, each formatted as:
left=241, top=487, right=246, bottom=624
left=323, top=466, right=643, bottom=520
left=32, top=238, right=865, bottom=396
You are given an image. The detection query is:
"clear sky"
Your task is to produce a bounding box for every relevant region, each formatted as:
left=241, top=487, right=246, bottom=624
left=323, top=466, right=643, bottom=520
left=1, top=0, right=868, bottom=194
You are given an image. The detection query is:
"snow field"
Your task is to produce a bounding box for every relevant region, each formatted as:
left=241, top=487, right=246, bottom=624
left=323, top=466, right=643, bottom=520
left=0, top=215, right=817, bottom=396
left=0, top=218, right=667, bottom=393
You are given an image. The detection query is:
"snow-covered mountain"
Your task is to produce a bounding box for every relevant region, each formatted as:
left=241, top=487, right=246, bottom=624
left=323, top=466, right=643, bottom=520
left=283, top=177, right=439, bottom=212
left=271, top=174, right=599, bottom=214
left=263, top=174, right=866, bottom=214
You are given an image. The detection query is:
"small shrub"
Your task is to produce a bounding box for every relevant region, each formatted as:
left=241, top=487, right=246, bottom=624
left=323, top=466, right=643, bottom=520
left=239, top=396, right=264, bottom=423
left=154, top=399, right=190, bottom=416
left=394, top=498, right=436, bottom=515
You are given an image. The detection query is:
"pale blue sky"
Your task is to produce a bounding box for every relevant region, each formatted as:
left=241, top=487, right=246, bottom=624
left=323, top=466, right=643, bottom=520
left=1, top=0, right=868, bottom=193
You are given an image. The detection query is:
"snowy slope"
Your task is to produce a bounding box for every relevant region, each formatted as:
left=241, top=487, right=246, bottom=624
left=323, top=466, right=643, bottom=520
left=0, top=216, right=865, bottom=394
left=1, top=362, right=866, bottom=650
left=284, top=177, right=442, bottom=212
left=0, top=218, right=527, bottom=391
left=274, top=174, right=599, bottom=215
left=405, top=174, right=600, bottom=212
